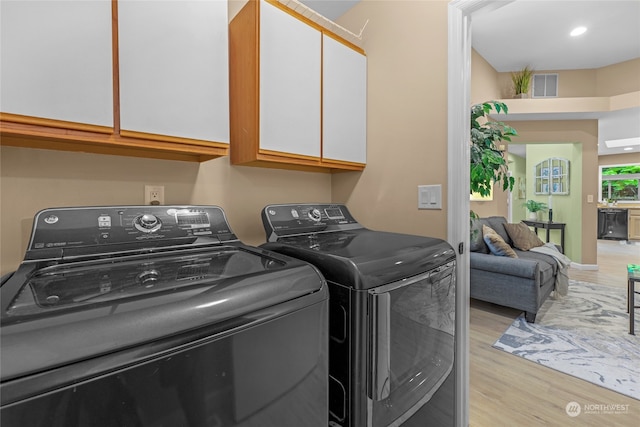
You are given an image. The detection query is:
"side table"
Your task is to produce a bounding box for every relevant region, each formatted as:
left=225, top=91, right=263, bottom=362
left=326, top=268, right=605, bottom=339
left=522, top=220, right=566, bottom=254
left=628, top=264, right=640, bottom=335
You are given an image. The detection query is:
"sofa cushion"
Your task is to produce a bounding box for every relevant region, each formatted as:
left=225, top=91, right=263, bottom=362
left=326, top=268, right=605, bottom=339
left=483, top=225, right=518, bottom=258
left=485, top=216, right=512, bottom=245
left=470, top=251, right=537, bottom=278
left=516, top=249, right=557, bottom=285
left=504, top=221, right=544, bottom=251
left=470, top=218, right=490, bottom=253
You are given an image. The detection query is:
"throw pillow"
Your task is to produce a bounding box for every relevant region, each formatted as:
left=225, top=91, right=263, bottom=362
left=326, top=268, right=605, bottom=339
left=504, top=221, right=544, bottom=251
left=482, top=225, right=518, bottom=258
left=470, top=218, right=489, bottom=254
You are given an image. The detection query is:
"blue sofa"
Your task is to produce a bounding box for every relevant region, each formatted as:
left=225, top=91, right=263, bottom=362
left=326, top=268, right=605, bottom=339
left=470, top=216, right=558, bottom=323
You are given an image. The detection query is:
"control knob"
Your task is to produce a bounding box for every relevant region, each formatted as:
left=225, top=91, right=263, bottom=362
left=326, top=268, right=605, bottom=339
left=134, top=214, right=162, bottom=233
left=308, top=208, right=322, bottom=222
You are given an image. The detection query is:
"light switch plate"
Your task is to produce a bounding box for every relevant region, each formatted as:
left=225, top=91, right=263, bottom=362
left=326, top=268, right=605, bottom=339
left=418, top=184, right=442, bottom=210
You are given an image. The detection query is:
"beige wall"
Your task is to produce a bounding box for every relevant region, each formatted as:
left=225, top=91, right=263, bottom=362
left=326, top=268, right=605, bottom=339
left=497, top=69, right=598, bottom=98
left=496, top=58, right=640, bottom=98
left=331, top=0, right=450, bottom=239
left=471, top=49, right=501, bottom=104
left=596, top=58, right=640, bottom=96
left=0, top=146, right=330, bottom=274
left=599, top=152, right=640, bottom=167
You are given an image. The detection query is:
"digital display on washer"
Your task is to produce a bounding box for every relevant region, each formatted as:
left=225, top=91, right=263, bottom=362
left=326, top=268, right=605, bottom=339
left=175, top=210, right=210, bottom=228
left=324, top=207, right=344, bottom=220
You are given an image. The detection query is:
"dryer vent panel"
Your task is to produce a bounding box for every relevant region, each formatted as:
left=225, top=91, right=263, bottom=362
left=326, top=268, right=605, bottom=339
left=532, top=74, right=558, bottom=98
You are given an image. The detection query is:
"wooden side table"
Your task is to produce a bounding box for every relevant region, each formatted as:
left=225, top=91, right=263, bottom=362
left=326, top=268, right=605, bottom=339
left=628, top=264, right=640, bottom=335
left=522, top=220, right=566, bottom=254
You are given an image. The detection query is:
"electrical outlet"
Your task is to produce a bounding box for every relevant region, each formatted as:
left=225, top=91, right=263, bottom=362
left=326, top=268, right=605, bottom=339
left=144, top=185, right=165, bottom=205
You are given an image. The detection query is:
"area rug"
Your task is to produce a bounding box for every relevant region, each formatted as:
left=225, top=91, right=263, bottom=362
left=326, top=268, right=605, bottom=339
left=493, top=280, right=640, bottom=400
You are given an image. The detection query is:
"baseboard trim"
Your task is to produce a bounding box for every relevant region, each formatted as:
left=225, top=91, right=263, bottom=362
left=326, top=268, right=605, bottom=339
left=570, top=262, right=599, bottom=271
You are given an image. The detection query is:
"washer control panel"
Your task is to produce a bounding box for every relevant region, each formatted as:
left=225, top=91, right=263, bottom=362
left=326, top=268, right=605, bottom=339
left=262, top=203, right=361, bottom=239
left=27, top=206, right=237, bottom=259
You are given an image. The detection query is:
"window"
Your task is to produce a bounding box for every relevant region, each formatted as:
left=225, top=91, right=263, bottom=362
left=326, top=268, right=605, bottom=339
left=600, top=165, right=640, bottom=202
left=534, top=157, right=569, bottom=195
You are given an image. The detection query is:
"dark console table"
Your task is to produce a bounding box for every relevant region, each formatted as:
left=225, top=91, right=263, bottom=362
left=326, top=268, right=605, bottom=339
left=522, top=220, right=566, bottom=254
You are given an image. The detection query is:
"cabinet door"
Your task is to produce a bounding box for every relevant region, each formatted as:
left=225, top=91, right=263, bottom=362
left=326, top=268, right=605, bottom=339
left=0, top=1, right=113, bottom=127
left=259, top=1, right=321, bottom=158
left=118, top=0, right=229, bottom=143
left=322, top=35, right=367, bottom=164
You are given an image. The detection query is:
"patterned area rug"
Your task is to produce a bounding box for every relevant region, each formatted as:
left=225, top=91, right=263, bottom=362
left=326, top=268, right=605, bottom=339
left=493, top=280, right=639, bottom=400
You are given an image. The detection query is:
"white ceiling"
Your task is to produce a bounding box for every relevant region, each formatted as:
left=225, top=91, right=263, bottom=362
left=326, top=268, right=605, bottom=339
left=299, top=0, right=640, bottom=157
left=472, top=0, right=640, bottom=72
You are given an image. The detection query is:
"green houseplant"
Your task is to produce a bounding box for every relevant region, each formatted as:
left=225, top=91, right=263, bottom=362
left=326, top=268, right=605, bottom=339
left=524, top=199, right=547, bottom=220
left=511, top=66, right=534, bottom=98
left=470, top=101, right=517, bottom=198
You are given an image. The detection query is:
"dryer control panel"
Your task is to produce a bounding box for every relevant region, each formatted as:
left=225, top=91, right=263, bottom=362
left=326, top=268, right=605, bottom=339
left=26, top=206, right=237, bottom=260
left=262, top=203, right=362, bottom=240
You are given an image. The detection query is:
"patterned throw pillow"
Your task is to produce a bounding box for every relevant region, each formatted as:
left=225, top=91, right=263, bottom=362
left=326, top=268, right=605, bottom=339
left=504, top=221, right=544, bottom=251
left=482, top=224, right=518, bottom=258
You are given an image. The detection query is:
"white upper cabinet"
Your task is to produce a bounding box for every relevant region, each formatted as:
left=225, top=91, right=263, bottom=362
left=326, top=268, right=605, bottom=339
left=229, top=0, right=367, bottom=171
left=118, top=0, right=229, bottom=143
left=259, top=1, right=322, bottom=158
left=322, top=34, right=367, bottom=164
left=0, top=0, right=113, bottom=127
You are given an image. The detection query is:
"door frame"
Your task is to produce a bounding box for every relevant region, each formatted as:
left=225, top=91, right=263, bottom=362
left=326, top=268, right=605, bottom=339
left=447, top=2, right=515, bottom=426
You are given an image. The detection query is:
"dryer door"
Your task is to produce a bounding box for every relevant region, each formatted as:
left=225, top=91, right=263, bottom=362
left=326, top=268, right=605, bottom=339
left=368, top=261, right=455, bottom=427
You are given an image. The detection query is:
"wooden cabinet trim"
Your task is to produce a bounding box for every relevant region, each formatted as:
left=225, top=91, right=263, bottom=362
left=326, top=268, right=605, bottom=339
left=258, top=148, right=321, bottom=163
left=229, top=0, right=260, bottom=165
left=1, top=120, right=227, bottom=162
left=0, top=113, right=113, bottom=135
left=320, top=158, right=365, bottom=171
left=119, top=130, right=228, bottom=149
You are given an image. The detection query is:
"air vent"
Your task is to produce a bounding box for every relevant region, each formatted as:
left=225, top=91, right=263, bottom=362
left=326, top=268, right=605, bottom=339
left=532, top=74, right=558, bottom=98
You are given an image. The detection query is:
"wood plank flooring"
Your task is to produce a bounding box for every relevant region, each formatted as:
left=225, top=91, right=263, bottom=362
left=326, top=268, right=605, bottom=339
left=469, top=240, right=640, bottom=426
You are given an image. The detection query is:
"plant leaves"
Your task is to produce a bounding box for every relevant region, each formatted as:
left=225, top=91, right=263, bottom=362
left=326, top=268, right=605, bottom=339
left=469, top=100, right=516, bottom=194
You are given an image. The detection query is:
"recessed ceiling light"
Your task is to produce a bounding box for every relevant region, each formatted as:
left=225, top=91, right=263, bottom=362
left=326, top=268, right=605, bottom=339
left=570, top=26, right=587, bottom=37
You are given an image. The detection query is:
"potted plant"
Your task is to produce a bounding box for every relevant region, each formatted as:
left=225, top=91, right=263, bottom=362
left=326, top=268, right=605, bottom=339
left=524, top=199, right=547, bottom=220
left=511, top=66, right=534, bottom=98
left=470, top=101, right=516, bottom=198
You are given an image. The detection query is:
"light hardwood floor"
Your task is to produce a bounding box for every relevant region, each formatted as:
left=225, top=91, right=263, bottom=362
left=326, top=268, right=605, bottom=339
left=469, top=240, right=640, bottom=426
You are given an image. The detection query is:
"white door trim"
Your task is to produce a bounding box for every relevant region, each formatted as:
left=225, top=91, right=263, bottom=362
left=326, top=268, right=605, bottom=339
left=447, top=2, right=515, bottom=426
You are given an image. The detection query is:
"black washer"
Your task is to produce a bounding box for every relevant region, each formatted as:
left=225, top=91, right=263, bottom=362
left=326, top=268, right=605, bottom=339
left=1, top=205, right=328, bottom=427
